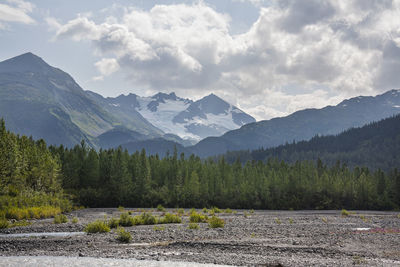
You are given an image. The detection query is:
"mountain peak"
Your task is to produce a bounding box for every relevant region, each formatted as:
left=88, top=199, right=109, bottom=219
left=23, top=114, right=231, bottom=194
left=0, top=52, right=52, bottom=73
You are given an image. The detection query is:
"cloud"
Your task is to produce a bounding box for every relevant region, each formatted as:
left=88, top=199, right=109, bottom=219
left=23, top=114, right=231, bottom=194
left=51, top=1, right=400, bottom=120
left=0, top=0, right=35, bottom=25
left=95, top=58, right=120, bottom=76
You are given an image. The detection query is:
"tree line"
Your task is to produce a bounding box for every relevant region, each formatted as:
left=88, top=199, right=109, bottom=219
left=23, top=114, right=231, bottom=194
left=223, top=114, right=400, bottom=172
left=50, top=141, right=400, bottom=210
left=1, top=117, right=399, bottom=212
left=0, top=119, right=71, bottom=216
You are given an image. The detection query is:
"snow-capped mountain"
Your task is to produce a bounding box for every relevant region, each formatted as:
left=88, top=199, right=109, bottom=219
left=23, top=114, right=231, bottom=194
left=88, top=91, right=256, bottom=142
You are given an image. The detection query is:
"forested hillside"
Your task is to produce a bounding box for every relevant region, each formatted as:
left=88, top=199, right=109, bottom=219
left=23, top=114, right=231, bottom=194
left=1, top=117, right=399, bottom=212
left=51, top=142, right=400, bottom=210
left=0, top=119, right=71, bottom=219
left=224, top=114, right=400, bottom=171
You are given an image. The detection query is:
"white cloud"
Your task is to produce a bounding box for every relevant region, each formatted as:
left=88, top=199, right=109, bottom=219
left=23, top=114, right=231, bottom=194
left=95, top=58, right=120, bottom=76
left=51, top=1, right=400, bottom=120
left=0, top=0, right=35, bottom=25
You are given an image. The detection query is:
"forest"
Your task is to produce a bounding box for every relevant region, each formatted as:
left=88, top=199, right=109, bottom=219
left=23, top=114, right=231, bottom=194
left=1, top=118, right=400, bottom=215
left=223, top=114, right=400, bottom=171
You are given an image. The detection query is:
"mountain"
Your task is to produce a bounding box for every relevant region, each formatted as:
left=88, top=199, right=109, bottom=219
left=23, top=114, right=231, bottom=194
left=191, top=89, right=400, bottom=157
left=0, top=53, right=160, bottom=147
left=224, top=114, right=400, bottom=171
left=87, top=91, right=256, bottom=144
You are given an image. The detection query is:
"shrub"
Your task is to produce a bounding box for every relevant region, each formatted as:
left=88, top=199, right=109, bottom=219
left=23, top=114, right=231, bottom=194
left=116, top=227, right=132, bottom=243
left=84, top=220, right=110, bottom=233
left=341, top=209, right=350, bottom=217
left=5, top=206, right=62, bottom=220
left=54, top=214, right=68, bottom=224
left=208, top=216, right=225, bottom=228
left=211, top=207, right=221, bottom=213
left=118, top=206, right=125, bottom=212
left=157, top=204, right=166, bottom=212
left=159, top=213, right=182, bottom=224
left=250, top=209, right=255, bottom=214
left=119, top=213, right=135, bottom=227
left=224, top=208, right=232, bottom=214
left=397, top=214, right=400, bottom=219
left=202, top=208, right=208, bottom=214
left=11, top=220, right=31, bottom=227
left=189, top=211, right=208, bottom=223
left=108, top=217, right=119, bottom=228
left=0, top=219, right=10, bottom=229
left=189, top=208, right=196, bottom=215
left=71, top=217, right=79, bottom=224
left=188, top=223, right=199, bottom=229
left=140, top=212, right=157, bottom=225
left=288, top=218, right=294, bottom=224
left=177, top=208, right=184, bottom=216
left=275, top=218, right=281, bottom=224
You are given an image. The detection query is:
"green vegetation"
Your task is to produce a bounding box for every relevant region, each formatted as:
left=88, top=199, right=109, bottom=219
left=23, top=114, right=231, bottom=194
left=115, top=227, right=132, bottom=243
left=0, top=119, right=71, bottom=219
left=53, top=214, right=68, bottom=224
left=188, top=222, right=200, bottom=229
left=1, top=118, right=400, bottom=212
left=177, top=208, right=184, bottom=216
left=11, top=219, right=31, bottom=227
left=84, top=220, right=110, bottom=233
left=211, top=207, right=221, bottom=213
left=0, top=219, right=10, bottom=229
left=208, top=216, right=225, bottom=228
left=397, top=214, right=400, bottom=219
left=189, top=211, right=208, bottom=223
left=50, top=138, right=400, bottom=211
left=275, top=218, right=281, bottom=224
left=341, top=209, right=350, bottom=217
left=288, top=218, right=294, bottom=224
left=153, top=225, right=165, bottom=231
left=159, top=213, right=182, bottom=224
left=118, top=213, right=135, bottom=227
left=224, top=208, right=232, bottom=214
left=108, top=217, right=119, bottom=228
left=71, top=217, right=78, bottom=223
left=118, top=206, right=124, bottom=212
left=157, top=204, right=166, bottom=212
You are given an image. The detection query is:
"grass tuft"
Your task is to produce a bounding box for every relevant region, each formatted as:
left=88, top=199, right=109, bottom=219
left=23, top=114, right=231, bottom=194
left=208, top=216, right=225, bottom=228
left=53, top=214, right=68, bottom=224
left=189, top=211, right=208, bottom=223
left=108, top=217, right=119, bottom=228
left=116, top=227, right=132, bottom=243
left=157, top=204, right=166, bottom=212
left=0, top=219, right=10, bottom=229
left=341, top=209, right=350, bottom=217
left=159, top=213, right=182, bottom=224
left=188, top=222, right=200, bottom=229
left=84, top=220, right=110, bottom=233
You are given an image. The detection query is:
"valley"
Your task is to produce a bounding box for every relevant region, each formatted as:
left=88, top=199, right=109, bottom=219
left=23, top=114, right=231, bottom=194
left=1, top=209, right=400, bottom=266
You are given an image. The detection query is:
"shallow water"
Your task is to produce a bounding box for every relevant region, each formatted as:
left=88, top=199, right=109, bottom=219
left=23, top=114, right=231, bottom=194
left=0, top=256, right=232, bottom=266
left=0, top=232, right=85, bottom=238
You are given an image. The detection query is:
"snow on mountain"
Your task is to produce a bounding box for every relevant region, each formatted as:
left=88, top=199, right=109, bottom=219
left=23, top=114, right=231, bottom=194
left=101, top=92, right=256, bottom=142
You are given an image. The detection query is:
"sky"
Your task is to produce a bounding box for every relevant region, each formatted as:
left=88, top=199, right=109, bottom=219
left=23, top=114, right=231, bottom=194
left=1, top=0, right=400, bottom=121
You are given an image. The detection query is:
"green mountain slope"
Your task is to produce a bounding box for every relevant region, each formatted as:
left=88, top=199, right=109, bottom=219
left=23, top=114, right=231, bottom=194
left=224, top=114, right=400, bottom=171
left=192, top=90, right=400, bottom=157
left=0, top=53, right=162, bottom=147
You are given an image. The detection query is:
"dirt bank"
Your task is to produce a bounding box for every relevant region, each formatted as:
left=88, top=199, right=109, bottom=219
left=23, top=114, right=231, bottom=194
left=1, top=209, right=400, bottom=266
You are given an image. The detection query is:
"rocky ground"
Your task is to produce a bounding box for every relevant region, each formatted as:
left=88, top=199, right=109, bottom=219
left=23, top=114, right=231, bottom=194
left=1, top=209, right=400, bottom=266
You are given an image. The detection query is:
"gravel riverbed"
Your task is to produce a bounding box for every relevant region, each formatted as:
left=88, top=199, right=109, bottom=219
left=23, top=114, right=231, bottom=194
left=1, top=209, right=400, bottom=266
